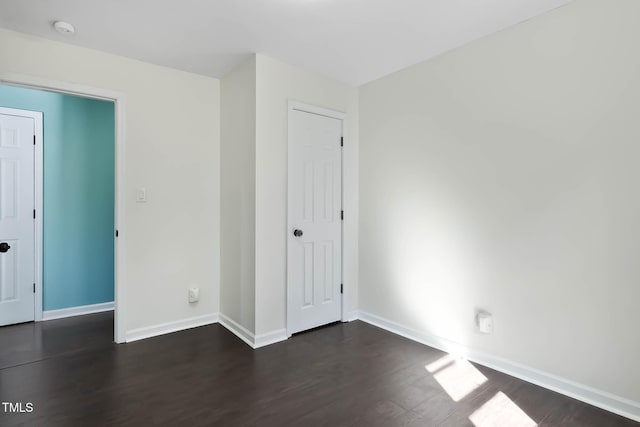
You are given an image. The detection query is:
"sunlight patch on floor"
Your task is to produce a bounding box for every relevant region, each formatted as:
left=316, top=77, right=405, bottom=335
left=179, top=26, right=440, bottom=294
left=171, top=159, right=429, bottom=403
left=425, top=354, right=488, bottom=402
left=426, top=354, right=456, bottom=373
left=469, top=391, right=538, bottom=427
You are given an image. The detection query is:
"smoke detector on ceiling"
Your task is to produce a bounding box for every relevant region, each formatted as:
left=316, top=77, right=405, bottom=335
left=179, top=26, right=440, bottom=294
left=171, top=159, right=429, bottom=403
left=53, top=21, right=75, bottom=35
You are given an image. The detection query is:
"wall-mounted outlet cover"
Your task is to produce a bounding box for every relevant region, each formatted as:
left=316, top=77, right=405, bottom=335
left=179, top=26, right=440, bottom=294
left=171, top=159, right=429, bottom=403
left=476, top=311, right=493, bottom=334
left=188, top=287, right=200, bottom=303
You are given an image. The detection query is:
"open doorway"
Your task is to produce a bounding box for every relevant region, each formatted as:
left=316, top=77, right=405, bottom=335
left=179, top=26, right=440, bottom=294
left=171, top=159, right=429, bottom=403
left=0, top=84, right=117, bottom=353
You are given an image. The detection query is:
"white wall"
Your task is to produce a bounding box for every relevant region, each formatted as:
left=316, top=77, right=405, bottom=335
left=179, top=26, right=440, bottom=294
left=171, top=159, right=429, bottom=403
left=359, top=0, right=640, bottom=409
left=255, top=54, right=359, bottom=335
left=0, top=29, right=220, bottom=337
left=220, top=56, right=256, bottom=333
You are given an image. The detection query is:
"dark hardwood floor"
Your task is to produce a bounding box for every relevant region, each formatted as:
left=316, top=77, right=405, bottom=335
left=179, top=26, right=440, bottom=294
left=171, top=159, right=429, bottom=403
left=0, top=313, right=637, bottom=426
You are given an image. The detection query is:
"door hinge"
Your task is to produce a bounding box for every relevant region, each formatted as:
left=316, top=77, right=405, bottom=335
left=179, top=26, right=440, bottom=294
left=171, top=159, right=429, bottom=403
left=341, top=210, right=344, bottom=220
left=33, top=283, right=36, bottom=293
left=340, top=136, right=343, bottom=147
left=340, top=284, right=344, bottom=294
left=115, top=230, right=119, bottom=237
left=33, top=209, right=36, bottom=219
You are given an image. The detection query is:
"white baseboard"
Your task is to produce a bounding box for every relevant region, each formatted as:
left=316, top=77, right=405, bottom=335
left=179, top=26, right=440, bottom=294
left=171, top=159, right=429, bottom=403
left=218, top=313, right=288, bottom=349
left=345, top=310, right=360, bottom=322
left=255, top=328, right=288, bottom=348
left=123, top=311, right=287, bottom=348
left=218, top=313, right=256, bottom=348
left=126, top=313, right=219, bottom=343
left=357, top=311, right=640, bottom=423
left=42, top=301, right=114, bottom=321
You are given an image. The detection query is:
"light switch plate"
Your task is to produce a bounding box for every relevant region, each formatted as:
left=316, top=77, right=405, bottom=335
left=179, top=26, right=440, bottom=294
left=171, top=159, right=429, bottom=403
left=136, top=187, right=146, bottom=203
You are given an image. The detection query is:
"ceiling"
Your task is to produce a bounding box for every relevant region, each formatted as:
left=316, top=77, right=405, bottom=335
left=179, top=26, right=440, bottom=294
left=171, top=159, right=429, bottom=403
left=0, top=0, right=571, bottom=86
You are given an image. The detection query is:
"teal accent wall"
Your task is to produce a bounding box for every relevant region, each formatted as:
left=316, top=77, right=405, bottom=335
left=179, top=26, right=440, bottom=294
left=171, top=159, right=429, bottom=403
left=0, top=85, right=115, bottom=311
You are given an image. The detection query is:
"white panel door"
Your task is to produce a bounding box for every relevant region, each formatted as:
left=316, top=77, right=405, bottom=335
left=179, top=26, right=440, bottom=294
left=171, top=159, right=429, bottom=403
left=0, top=111, right=35, bottom=326
left=288, top=108, right=342, bottom=334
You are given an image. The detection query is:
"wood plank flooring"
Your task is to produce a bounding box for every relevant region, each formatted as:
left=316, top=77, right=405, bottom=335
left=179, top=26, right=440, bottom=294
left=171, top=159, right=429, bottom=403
left=0, top=313, right=637, bottom=426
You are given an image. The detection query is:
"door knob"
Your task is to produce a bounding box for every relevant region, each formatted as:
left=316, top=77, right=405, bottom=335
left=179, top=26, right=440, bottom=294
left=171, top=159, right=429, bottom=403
left=293, top=229, right=303, bottom=237
left=0, top=242, right=10, bottom=253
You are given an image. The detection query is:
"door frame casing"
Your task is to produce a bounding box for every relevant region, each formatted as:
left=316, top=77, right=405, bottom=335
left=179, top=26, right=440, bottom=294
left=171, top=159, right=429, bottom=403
left=286, top=101, right=347, bottom=337
left=0, top=106, right=42, bottom=323
left=0, top=73, right=126, bottom=343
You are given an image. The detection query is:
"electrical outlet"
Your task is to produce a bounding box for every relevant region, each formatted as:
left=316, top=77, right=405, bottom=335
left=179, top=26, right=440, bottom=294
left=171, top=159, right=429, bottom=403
left=188, top=287, right=200, bottom=303
left=476, top=311, right=493, bottom=334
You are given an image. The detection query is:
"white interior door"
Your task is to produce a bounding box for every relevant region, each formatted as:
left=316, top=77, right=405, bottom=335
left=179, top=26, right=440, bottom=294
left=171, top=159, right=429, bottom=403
left=288, top=107, right=343, bottom=335
left=0, top=110, right=36, bottom=326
